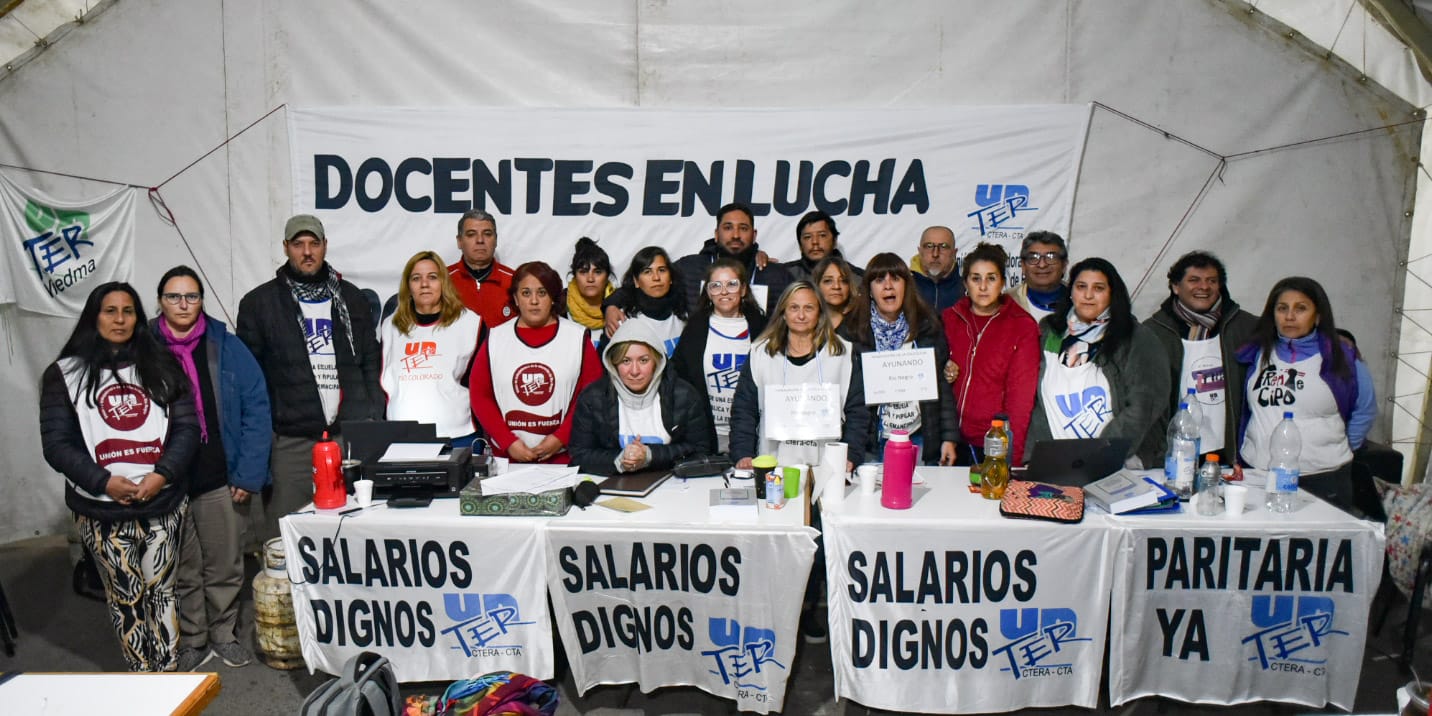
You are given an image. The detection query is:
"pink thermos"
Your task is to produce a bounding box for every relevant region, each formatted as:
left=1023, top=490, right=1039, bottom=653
left=881, top=429, right=916, bottom=509
left=312, top=431, right=346, bottom=509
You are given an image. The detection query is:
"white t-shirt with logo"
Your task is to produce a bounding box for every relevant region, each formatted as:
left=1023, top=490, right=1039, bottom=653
left=1179, top=336, right=1226, bottom=452
left=379, top=310, right=483, bottom=439
left=702, top=314, right=752, bottom=438
left=1241, top=351, right=1352, bottom=473
left=300, top=298, right=340, bottom=425
left=1040, top=350, right=1115, bottom=440
left=60, top=359, right=172, bottom=501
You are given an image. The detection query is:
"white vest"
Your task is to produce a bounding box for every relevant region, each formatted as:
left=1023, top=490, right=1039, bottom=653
left=1178, top=336, right=1226, bottom=452
left=702, top=314, right=753, bottom=437
left=747, top=337, right=854, bottom=466
left=300, top=298, right=340, bottom=424
left=1241, top=350, right=1352, bottom=473
left=380, top=310, right=483, bottom=438
left=487, top=318, right=587, bottom=449
left=60, top=359, right=172, bottom=501
left=1040, top=350, right=1114, bottom=439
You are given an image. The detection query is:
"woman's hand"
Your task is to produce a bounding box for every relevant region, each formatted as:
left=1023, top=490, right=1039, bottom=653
left=939, top=441, right=957, bottom=466
left=124, top=472, right=167, bottom=504
left=105, top=475, right=140, bottom=504
left=736, top=457, right=753, bottom=470
left=603, top=306, right=626, bottom=338
left=533, top=435, right=565, bottom=463
left=619, top=436, right=649, bottom=472
left=507, top=441, right=540, bottom=463
left=943, top=360, right=959, bottom=384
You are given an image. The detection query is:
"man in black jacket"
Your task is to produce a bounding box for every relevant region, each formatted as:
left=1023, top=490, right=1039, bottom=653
left=1142, top=251, right=1257, bottom=465
left=604, top=203, right=793, bottom=333
left=237, top=215, right=383, bottom=540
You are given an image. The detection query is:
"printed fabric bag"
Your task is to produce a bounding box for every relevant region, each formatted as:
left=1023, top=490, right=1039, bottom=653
left=999, top=480, right=1085, bottom=524
left=1375, top=477, right=1432, bottom=600
left=301, top=651, right=402, bottom=716
left=430, top=671, right=559, bottom=716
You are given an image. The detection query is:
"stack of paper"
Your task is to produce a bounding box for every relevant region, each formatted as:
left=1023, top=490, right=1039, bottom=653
left=478, top=465, right=581, bottom=495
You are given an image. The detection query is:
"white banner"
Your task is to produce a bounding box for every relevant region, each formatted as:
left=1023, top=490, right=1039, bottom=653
left=1107, top=521, right=1384, bottom=710
left=823, top=519, right=1115, bottom=713
left=0, top=174, right=136, bottom=317
left=545, top=525, right=817, bottom=714
left=280, top=512, right=553, bottom=683
left=288, top=106, right=1090, bottom=296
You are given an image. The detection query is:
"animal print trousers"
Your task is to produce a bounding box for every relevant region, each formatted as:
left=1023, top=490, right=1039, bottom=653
left=74, top=500, right=187, bottom=672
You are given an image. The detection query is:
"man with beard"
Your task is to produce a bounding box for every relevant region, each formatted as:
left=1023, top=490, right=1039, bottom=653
left=910, top=225, right=964, bottom=313
left=1143, top=251, right=1257, bottom=464
left=237, top=215, right=383, bottom=540
left=782, top=210, right=862, bottom=282
left=604, top=202, right=792, bottom=334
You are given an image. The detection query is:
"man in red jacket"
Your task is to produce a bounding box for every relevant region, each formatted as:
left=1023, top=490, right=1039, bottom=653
left=448, top=209, right=516, bottom=327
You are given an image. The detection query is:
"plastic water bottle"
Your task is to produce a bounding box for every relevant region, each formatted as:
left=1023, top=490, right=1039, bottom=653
left=1267, top=411, right=1301, bottom=513
left=1195, top=453, right=1222, bottom=516
left=1164, top=402, right=1199, bottom=499
left=992, top=412, right=1013, bottom=463
left=979, top=420, right=1010, bottom=500
left=1183, top=388, right=1203, bottom=457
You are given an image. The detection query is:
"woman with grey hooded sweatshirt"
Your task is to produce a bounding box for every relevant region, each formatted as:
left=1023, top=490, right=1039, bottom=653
left=569, top=320, right=715, bottom=476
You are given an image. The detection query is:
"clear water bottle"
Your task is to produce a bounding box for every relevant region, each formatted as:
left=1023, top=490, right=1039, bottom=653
left=1267, top=411, right=1301, bottom=513
left=1165, top=402, right=1199, bottom=499
left=1183, top=388, right=1203, bottom=457
left=1195, top=453, right=1222, bottom=516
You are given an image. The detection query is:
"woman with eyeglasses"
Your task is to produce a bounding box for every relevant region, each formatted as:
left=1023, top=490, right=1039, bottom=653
left=839, top=253, right=959, bottom=465
left=670, top=258, right=767, bottom=454
left=811, top=255, right=858, bottom=330
left=40, top=282, right=200, bottom=671
left=1008, top=231, right=1071, bottom=323
left=942, top=243, right=1040, bottom=466
left=470, top=262, right=602, bottom=464
left=602, top=246, right=687, bottom=357
left=380, top=251, right=486, bottom=447
left=1235, top=277, right=1376, bottom=509
left=151, top=267, right=271, bottom=671
left=1025, top=258, right=1170, bottom=467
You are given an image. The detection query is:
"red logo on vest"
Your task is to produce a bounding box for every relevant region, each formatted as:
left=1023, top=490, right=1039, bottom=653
left=96, top=383, right=150, bottom=431
left=512, top=363, right=556, bottom=406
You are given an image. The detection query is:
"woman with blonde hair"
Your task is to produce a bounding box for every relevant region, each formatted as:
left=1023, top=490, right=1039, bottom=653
left=380, top=250, right=486, bottom=446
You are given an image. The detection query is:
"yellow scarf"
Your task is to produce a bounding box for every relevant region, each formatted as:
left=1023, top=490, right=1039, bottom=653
left=566, top=279, right=612, bottom=330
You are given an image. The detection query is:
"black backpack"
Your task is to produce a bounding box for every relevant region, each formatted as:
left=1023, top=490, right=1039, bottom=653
left=300, top=651, right=401, bottom=716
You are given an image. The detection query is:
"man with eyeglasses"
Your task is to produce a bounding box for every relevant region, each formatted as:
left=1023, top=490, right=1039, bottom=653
left=236, top=214, right=383, bottom=541
left=604, top=202, right=793, bottom=335
left=1142, top=251, right=1257, bottom=464
left=1008, top=231, right=1071, bottom=323
left=910, top=226, right=964, bottom=313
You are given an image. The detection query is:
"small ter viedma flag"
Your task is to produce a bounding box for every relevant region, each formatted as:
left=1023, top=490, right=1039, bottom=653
left=0, top=173, right=136, bottom=317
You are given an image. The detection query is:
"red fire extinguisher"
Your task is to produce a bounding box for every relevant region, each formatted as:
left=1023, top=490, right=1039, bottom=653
left=312, top=431, right=346, bottom=509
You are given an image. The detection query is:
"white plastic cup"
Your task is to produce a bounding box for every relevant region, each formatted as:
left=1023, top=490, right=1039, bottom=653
left=354, top=479, right=374, bottom=508
left=1223, top=484, right=1248, bottom=518
left=856, top=464, right=878, bottom=496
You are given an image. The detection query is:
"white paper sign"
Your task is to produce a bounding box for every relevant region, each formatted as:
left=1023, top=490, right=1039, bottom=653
left=860, top=347, right=937, bottom=405
left=763, top=382, right=841, bottom=441
left=546, top=526, right=818, bottom=714
left=280, top=510, right=553, bottom=682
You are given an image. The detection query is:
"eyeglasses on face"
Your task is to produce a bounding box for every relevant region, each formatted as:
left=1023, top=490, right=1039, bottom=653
left=1021, top=251, right=1066, bottom=265
left=706, top=280, right=742, bottom=294
left=920, top=243, right=954, bottom=253
left=161, top=293, right=202, bottom=305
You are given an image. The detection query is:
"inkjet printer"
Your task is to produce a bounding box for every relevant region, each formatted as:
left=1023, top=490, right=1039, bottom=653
left=340, top=420, right=490, bottom=507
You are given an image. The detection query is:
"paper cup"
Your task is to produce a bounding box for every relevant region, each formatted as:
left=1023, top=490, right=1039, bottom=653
left=354, top=479, right=374, bottom=508
left=856, top=464, right=878, bottom=496
left=1223, top=484, right=1248, bottom=518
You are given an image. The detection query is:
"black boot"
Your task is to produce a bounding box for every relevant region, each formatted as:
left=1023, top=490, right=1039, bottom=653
left=72, top=555, right=105, bottom=603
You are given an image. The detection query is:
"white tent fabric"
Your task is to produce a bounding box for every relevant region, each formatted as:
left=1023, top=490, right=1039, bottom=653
left=0, top=0, right=1420, bottom=542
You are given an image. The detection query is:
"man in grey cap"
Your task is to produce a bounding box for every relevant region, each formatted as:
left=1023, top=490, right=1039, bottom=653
left=237, top=214, right=383, bottom=541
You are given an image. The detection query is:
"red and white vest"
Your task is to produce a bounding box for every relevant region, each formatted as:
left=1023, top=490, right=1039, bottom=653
left=487, top=318, right=587, bottom=449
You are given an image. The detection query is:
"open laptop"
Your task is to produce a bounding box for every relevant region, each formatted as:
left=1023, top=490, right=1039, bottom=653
left=1024, top=438, right=1132, bottom=487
